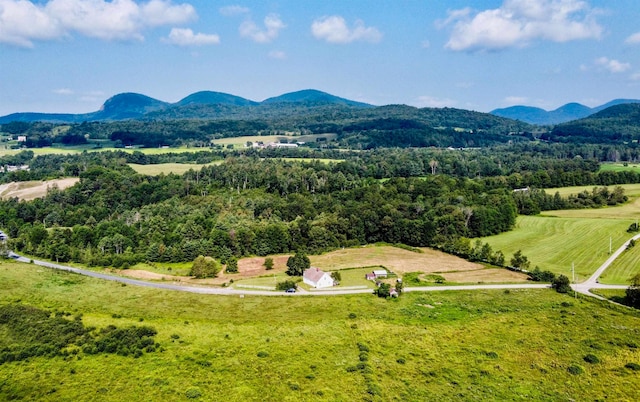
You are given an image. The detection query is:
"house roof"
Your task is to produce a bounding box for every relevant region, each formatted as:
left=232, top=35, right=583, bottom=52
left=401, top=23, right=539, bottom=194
left=373, top=269, right=387, bottom=276
left=303, top=267, right=327, bottom=283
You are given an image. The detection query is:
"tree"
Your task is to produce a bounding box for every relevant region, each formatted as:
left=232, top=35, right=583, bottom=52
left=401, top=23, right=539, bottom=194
left=374, top=283, right=391, bottom=298
left=510, top=250, right=531, bottom=271
left=625, top=274, right=640, bottom=308
left=552, top=274, right=571, bottom=293
left=225, top=257, right=238, bottom=273
left=263, top=257, right=274, bottom=270
left=395, top=279, right=404, bottom=295
left=331, top=271, right=341, bottom=284
left=286, top=251, right=310, bottom=276
left=276, top=279, right=298, bottom=291
left=189, top=255, right=221, bottom=279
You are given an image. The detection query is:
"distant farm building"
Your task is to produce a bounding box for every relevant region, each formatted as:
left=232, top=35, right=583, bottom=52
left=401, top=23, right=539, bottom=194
left=17, top=136, right=27, bottom=142
left=365, top=269, right=389, bottom=280
left=303, top=267, right=334, bottom=288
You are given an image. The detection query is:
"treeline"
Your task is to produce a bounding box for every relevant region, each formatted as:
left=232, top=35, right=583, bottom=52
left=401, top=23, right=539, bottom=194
left=513, top=187, right=627, bottom=215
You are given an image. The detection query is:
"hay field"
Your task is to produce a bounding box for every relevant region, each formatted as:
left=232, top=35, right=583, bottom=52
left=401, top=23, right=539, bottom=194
left=0, top=178, right=79, bottom=200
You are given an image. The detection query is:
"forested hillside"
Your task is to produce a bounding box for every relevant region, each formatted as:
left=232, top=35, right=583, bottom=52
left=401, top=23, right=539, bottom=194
left=0, top=143, right=637, bottom=269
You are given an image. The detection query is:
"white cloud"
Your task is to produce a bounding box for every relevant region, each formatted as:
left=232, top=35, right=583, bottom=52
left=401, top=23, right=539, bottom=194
left=311, top=15, right=382, bottom=44
left=625, top=32, right=640, bottom=45
left=441, top=0, right=603, bottom=52
left=163, top=28, right=219, bottom=46
left=268, top=50, right=286, bottom=59
left=594, top=57, right=631, bottom=73
left=53, top=88, right=74, bottom=95
left=416, top=95, right=456, bottom=108
left=0, top=0, right=64, bottom=47
left=0, top=0, right=197, bottom=46
left=504, top=96, right=529, bottom=105
left=219, top=5, right=249, bottom=16
left=239, top=13, right=284, bottom=43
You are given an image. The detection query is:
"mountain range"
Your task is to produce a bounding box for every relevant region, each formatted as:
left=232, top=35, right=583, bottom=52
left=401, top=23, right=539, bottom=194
left=0, top=90, right=373, bottom=124
left=490, top=99, right=640, bottom=125
left=2, top=89, right=639, bottom=126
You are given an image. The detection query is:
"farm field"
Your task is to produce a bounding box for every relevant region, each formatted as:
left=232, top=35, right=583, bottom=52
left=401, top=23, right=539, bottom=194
left=0, top=144, right=213, bottom=157
left=544, top=182, right=640, bottom=199
left=482, top=216, right=632, bottom=281
left=114, top=245, right=526, bottom=289
left=211, top=133, right=337, bottom=148
left=600, top=162, right=640, bottom=172
left=599, top=243, right=640, bottom=284
left=0, top=178, right=79, bottom=200
left=0, top=262, right=638, bottom=401
left=128, top=162, right=222, bottom=176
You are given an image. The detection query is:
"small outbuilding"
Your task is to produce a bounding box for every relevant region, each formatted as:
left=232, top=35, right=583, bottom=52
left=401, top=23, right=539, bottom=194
left=303, top=267, right=335, bottom=289
left=373, top=269, right=388, bottom=278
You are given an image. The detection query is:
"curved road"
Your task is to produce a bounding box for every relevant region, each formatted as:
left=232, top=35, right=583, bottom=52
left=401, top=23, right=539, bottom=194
left=6, top=240, right=633, bottom=298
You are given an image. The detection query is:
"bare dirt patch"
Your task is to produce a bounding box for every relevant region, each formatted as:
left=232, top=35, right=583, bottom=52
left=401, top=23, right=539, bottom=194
left=310, top=245, right=484, bottom=274
left=0, top=178, right=79, bottom=201
left=441, top=269, right=528, bottom=283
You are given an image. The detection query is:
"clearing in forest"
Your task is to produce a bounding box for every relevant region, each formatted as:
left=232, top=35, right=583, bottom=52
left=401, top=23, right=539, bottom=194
left=0, top=178, right=79, bottom=201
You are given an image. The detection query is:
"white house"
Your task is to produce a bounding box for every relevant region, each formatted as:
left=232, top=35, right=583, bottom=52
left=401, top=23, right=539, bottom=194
left=303, top=267, right=334, bottom=289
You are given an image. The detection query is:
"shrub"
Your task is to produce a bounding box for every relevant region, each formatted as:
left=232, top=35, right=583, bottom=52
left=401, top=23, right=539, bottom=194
left=276, top=280, right=298, bottom=291
left=625, top=362, right=640, bottom=371
left=583, top=354, right=600, bottom=364
left=552, top=275, right=572, bottom=293
left=567, top=365, right=584, bottom=375
left=263, top=257, right=274, bottom=270
left=185, top=387, right=202, bottom=399
left=257, top=351, right=269, bottom=358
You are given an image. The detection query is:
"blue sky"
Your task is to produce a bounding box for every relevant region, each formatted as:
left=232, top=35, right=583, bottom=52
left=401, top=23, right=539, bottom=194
left=1, top=0, right=639, bottom=115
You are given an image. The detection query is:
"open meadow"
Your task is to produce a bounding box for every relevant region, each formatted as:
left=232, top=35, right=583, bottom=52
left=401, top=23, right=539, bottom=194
left=128, top=162, right=222, bottom=176
left=482, top=216, right=632, bottom=282
left=0, top=262, right=638, bottom=401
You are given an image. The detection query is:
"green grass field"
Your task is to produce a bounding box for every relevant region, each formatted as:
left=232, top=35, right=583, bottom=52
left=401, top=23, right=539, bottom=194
left=482, top=216, right=632, bottom=281
left=0, top=144, right=215, bottom=157
left=544, top=182, right=640, bottom=199
left=128, top=162, right=222, bottom=176
left=600, top=244, right=640, bottom=284
left=600, top=163, right=640, bottom=172
left=0, top=262, right=639, bottom=401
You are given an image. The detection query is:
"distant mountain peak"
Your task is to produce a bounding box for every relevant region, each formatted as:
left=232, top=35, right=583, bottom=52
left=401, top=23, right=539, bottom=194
left=490, top=99, right=640, bottom=125
left=261, top=89, right=372, bottom=107
left=176, top=91, right=257, bottom=107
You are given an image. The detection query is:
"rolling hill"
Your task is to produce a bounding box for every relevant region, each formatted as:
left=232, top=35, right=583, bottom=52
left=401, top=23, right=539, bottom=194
left=544, top=103, right=640, bottom=143
left=0, top=89, right=371, bottom=124
left=491, top=99, right=640, bottom=125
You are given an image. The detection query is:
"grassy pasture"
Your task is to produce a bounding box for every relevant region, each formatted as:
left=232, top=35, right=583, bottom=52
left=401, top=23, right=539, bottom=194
left=0, top=262, right=639, bottom=401
left=0, top=145, right=215, bottom=157
left=544, top=182, right=640, bottom=199
left=600, top=162, right=640, bottom=172
left=128, top=162, right=222, bottom=176
left=211, top=133, right=337, bottom=147
left=600, top=244, right=640, bottom=284
left=482, top=216, right=632, bottom=281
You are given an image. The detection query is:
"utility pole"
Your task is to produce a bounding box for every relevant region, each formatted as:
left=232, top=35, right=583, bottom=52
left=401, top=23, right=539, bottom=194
left=609, top=236, right=612, bottom=254
left=572, top=262, right=576, bottom=300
